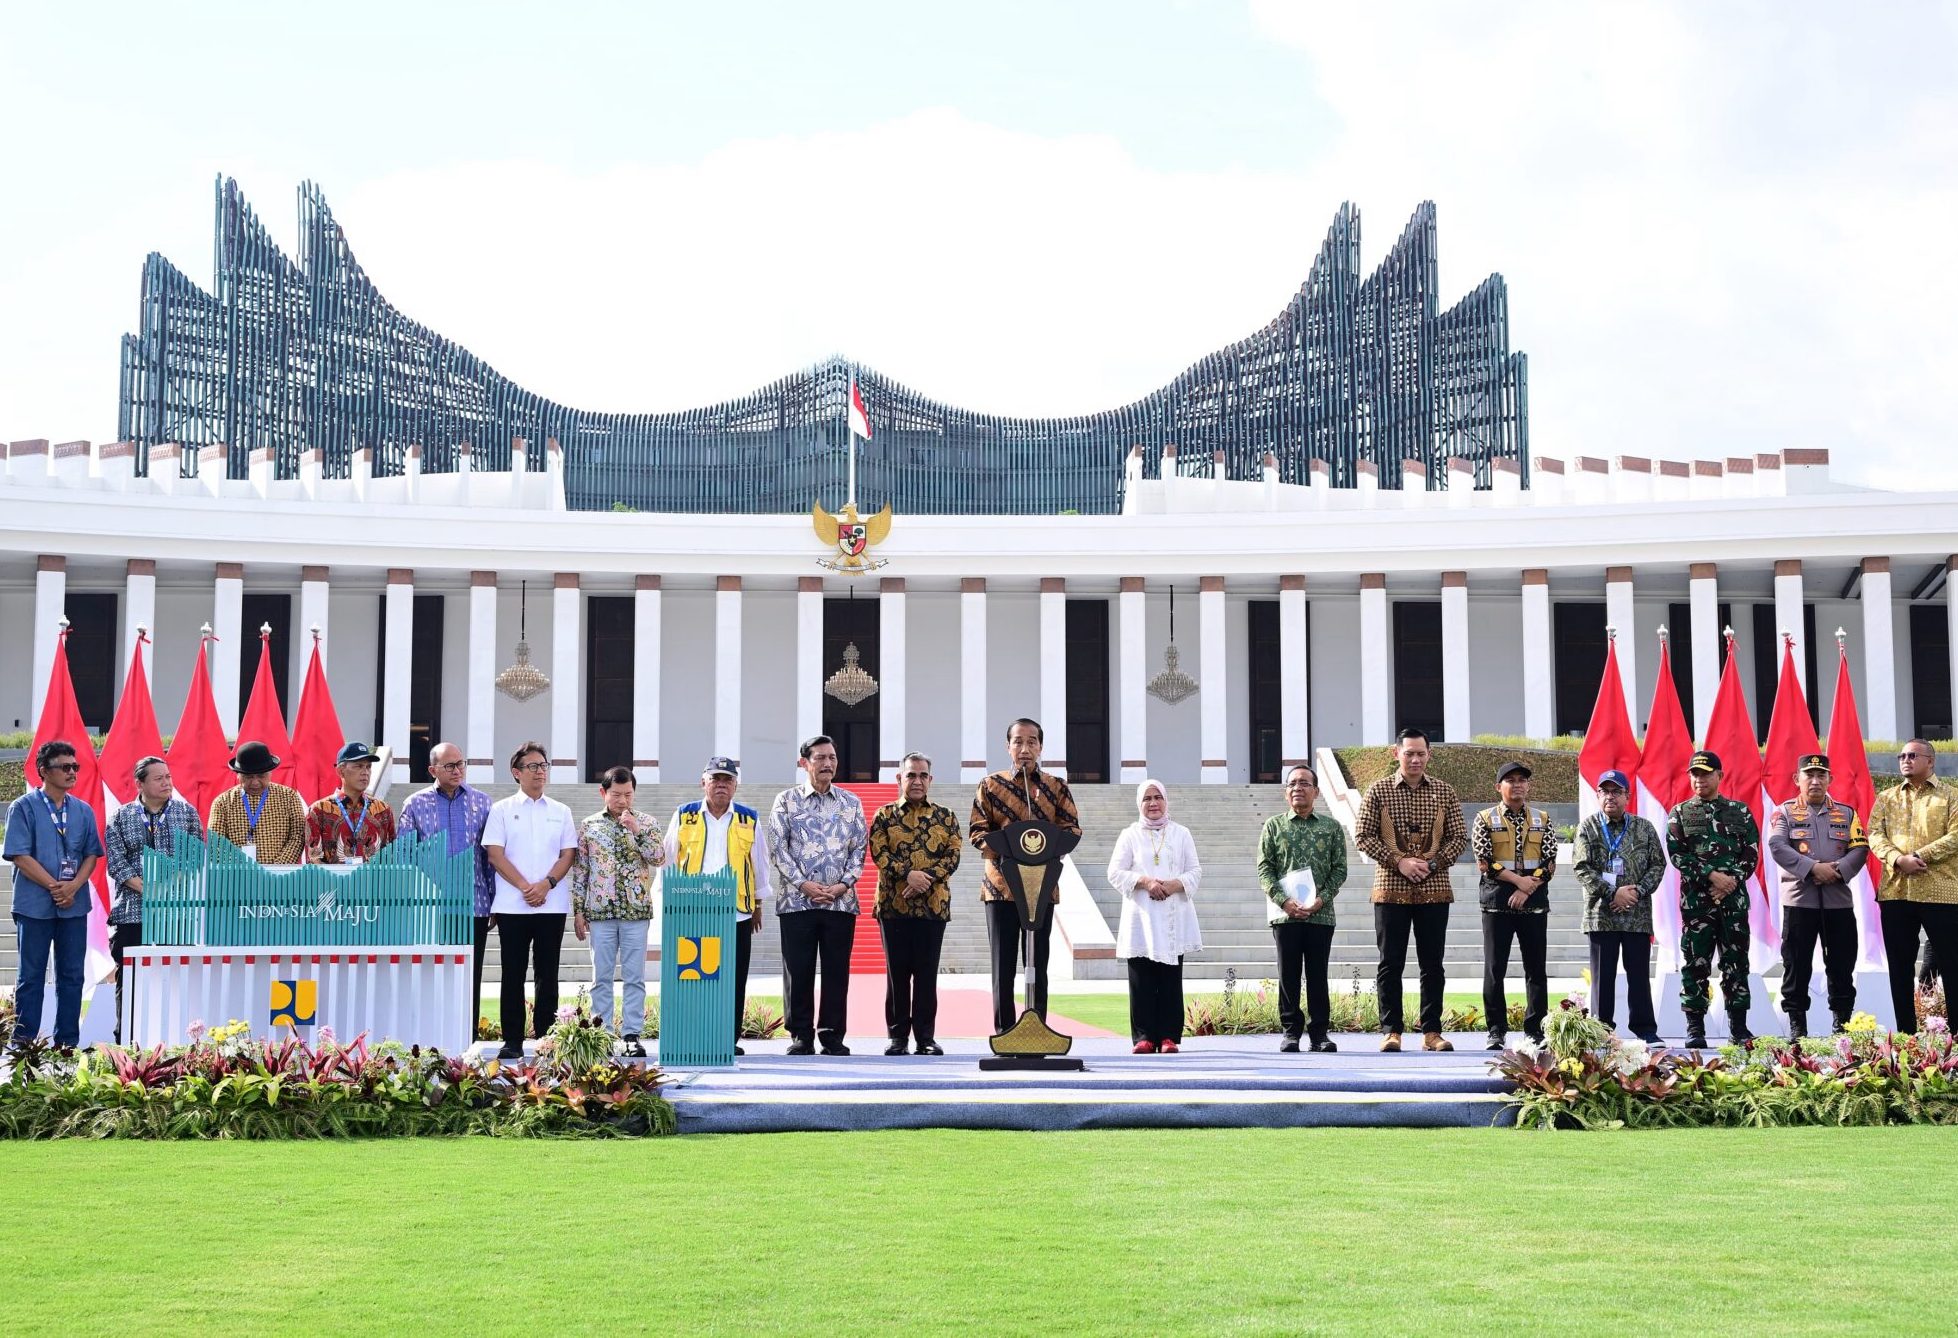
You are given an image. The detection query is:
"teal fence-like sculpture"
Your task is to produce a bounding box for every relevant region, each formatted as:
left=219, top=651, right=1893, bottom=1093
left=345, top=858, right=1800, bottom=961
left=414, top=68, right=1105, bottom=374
left=657, top=869, right=738, bottom=1069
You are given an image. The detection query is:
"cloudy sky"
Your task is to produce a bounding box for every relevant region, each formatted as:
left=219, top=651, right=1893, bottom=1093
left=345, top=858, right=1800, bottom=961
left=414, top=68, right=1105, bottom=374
left=2, top=1, right=1953, bottom=486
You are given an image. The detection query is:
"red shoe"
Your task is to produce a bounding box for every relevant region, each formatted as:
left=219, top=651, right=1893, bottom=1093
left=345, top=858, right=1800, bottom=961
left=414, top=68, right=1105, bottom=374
left=1158, top=1039, right=1180, bottom=1054
left=1132, top=1040, right=1157, bottom=1054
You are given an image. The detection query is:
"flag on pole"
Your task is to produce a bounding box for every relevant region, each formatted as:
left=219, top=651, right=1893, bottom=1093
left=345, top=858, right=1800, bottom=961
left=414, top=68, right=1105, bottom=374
left=1640, top=632, right=1693, bottom=970
left=1700, top=629, right=1773, bottom=957
left=238, top=625, right=297, bottom=793
left=1760, top=634, right=1820, bottom=964
left=1577, top=634, right=1641, bottom=827
left=97, top=629, right=166, bottom=994
left=168, top=629, right=234, bottom=821
left=1826, top=632, right=1885, bottom=968
left=848, top=373, right=873, bottom=440
left=290, top=630, right=346, bottom=806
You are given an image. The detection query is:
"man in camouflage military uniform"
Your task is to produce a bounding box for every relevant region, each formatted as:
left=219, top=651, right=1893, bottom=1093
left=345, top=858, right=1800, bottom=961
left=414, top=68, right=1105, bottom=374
left=1667, top=749, right=1761, bottom=1047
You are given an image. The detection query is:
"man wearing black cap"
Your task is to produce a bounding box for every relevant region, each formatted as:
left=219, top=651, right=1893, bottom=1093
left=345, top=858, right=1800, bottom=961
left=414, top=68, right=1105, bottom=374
left=304, top=742, right=398, bottom=865
left=1573, top=769, right=1665, bottom=1044
left=1767, top=754, right=1869, bottom=1037
left=1667, top=750, right=1761, bottom=1047
left=208, top=740, right=308, bottom=864
left=1471, top=761, right=1558, bottom=1049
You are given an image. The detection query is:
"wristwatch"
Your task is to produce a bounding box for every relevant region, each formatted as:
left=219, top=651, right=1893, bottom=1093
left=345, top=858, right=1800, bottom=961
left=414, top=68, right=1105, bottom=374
left=547, top=874, right=560, bottom=888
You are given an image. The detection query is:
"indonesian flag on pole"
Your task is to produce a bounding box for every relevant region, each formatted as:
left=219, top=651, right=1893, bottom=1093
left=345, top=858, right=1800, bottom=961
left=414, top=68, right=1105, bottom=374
left=1700, top=630, right=1774, bottom=960
left=97, top=629, right=165, bottom=1001
left=1640, top=632, right=1693, bottom=970
left=1760, top=634, right=1820, bottom=960
left=1826, top=632, right=1885, bottom=969
left=238, top=626, right=297, bottom=793
left=168, top=630, right=234, bottom=822
left=1577, top=635, right=1641, bottom=828
left=290, top=630, right=346, bottom=806
left=848, top=373, right=873, bottom=441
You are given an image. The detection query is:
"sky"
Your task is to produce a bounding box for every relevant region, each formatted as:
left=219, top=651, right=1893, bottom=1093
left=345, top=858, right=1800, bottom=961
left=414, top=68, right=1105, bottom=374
left=2, top=1, right=1954, bottom=487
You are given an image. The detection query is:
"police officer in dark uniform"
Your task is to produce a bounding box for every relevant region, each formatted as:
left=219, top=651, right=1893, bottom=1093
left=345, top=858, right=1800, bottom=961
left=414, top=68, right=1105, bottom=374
left=1667, top=750, right=1761, bottom=1047
left=1766, top=753, right=1869, bottom=1037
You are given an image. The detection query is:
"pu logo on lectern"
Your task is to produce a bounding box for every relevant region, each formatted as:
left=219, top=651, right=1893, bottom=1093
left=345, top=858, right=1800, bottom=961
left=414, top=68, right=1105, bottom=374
left=270, top=978, right=318, bottom=1027
left=676, top=936, right=722, bottom=981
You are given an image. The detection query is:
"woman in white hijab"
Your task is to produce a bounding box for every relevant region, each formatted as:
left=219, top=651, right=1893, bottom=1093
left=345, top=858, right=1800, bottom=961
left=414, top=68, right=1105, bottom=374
left=1107, top=778, right=1202, bottom=1053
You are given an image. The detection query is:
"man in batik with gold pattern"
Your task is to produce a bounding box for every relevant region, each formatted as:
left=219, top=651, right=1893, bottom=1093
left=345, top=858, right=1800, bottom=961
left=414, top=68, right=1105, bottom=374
left=868, top=751, right=963, bottom=1056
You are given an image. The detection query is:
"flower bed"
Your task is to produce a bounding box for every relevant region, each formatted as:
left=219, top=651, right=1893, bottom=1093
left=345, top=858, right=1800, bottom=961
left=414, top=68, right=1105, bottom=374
left=1499, top=998, right=1958, bottom=1129
left=1186, top=969, right=1499, bottom=1036
left=0, top=1010, right=676, bottom=1140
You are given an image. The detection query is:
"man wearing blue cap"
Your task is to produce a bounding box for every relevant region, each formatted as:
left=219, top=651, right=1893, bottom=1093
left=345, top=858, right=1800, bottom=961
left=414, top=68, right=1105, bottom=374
left=305, top=742, right=397, bottom=864
left=1574, top=769, right=1666, bottom=1044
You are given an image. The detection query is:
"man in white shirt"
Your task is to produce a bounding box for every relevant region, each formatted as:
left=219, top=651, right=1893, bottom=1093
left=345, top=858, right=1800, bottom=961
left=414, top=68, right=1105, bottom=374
left=663, top=756, right=772, bottom=1054
left=482, top=740, right=578, bottom=1060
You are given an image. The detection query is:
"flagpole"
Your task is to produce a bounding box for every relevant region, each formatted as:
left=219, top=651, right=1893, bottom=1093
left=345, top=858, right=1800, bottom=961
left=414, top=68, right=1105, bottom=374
left=847, top=363, right=858, bottom=509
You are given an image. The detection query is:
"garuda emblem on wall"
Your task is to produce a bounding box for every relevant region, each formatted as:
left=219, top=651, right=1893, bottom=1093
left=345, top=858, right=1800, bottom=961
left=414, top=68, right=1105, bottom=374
left=811, top=501, right=893, bottom=574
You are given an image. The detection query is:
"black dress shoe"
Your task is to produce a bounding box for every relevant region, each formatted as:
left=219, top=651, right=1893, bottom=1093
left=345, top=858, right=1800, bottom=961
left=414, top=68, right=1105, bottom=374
left=1309, top=1038, right=1339, bottom=1053
left=1486, top=1034, right=1508, bottom=1051
left=734, top=1044, right=745, bottom=1056
left=884, top=1042, right=909, bottom=1056
left=1278, top=1037, right=1301, bottom=1053
left=916, top=1041, right=944, bottom=1056
left=621, top=1035, right=647, bottom=1059
left=494, top=1043, right=524, bottom=1061
left=786, top=1039, right=815, bottom=1056
left=820, top=1041, right=852, bottom=1056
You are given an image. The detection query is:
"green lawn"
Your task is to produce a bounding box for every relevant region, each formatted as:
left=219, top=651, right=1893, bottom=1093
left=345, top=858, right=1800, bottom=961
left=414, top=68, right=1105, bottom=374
left=3, top=1129, right=1952, bottom=1334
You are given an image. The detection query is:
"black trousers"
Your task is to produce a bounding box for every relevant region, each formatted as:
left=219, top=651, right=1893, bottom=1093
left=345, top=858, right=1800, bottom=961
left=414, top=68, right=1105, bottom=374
left=1880, top=900, right=1958, bottom=1033
left=1482, top=912, right=1549, bottom=1039
left=734, top=915, right=756, bottom=1041
left=780, top=909, right=854, bottom=1044
left=497, top=912, right=565, bottom=1042
left=880, top=916, right=946, bottom=1045
left=1588, top=931, right=1657, bottom=1037
left=110, top=921, right=143, bottom=1045
left=1781, top=905, right=1859, bottom=1019
left=471, top=915, right=492, bottom=1036
left=987, top=898, right=1054, bottom=1033
left=1126, top=956, right=1185, bottom=1044
left=1272, top=920, right=1334, bottom=1040
left=1375, top=901, right=1449, bottom=1033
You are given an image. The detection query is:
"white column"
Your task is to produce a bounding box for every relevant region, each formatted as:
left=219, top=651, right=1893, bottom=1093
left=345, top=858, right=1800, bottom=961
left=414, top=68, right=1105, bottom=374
left=961, top=579, right=989, bottom=782
left=467, top=572, right=498, bottom=785
left=551, top=573, right=582, bottom=783
left=1947, top=557, right=1958, bottom=740
left=213, top=562, right=245, bottom=737
left=716, top=577, right=743, bottom=763
left=383, top=569, right=414, bottom=782
left=632, top=575, right=661, bottom=785
left=30, top=556, right=66, bottom=726
left=1039, top=578, right=1069, bottom=779
left=1118, top=578, right=1147, bottom=782
left=796, top=578, right=824, bottom=747
left=1360, top=574, right=1390, bottom=745
left=299, top=566, right=330, bottom=695
left=1521, top=570, right=1552, bottom=738
left=1199, top=576, right=1227, bottom=782
left=1441, top=572, right=1471, bottom=742
left=1605, top=566, right=1637, bottom=715
left=1689, top=563, right=1720, bottom=737
left=879, top=578, right=907, bottom=783
left=123, top=559, right=155, bottom=680
left=1774, top=560, right=1805, bottom=693
left=1278, top=577, right=1310, bottom=769
left=1861, top=558, right=1897, bottom=741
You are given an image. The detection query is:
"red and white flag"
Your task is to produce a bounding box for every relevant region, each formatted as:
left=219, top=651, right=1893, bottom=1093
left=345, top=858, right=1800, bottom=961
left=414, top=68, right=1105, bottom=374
left=1577, top=635, right=1641, bottom=827
left=848, top=374, right=873, bottom=441
left=238, top=626, right=296, bottom=794
left=97, top=630, right=166, bottom=1016
left=1640, top=633, right=1694, bottom=969
left=1700, top=631, right=1774, bottom=960
left=168, top=630, right=234, bottom=821
left=1825, top=634, right=1885, bottom=969
left=1760, top=635, right=1820, bottom=963
left=290, top=631, right=346, bottom=806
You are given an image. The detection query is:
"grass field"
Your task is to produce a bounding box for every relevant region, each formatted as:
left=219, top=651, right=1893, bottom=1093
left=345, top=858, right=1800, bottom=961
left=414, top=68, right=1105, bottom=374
left=4, top=1128, right=1953, bottom=1335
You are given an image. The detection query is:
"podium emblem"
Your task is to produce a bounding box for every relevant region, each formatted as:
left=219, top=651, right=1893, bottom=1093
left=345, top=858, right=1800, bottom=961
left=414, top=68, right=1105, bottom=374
left=270, top=978, right=318, bottom=1027
left=1019, top=829, right=1047, bottom=858
left=677, top=935, right=723, bottom=981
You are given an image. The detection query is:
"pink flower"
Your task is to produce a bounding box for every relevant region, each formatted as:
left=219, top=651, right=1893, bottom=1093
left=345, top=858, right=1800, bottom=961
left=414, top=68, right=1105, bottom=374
left=187, top=1019, right=207, bottom=1042
left=1925, top=1015, right=1949, bottom=1035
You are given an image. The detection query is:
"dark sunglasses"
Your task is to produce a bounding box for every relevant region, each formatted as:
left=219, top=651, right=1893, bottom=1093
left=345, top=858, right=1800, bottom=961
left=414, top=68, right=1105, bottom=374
left=44, top=761, right=81, bottom=774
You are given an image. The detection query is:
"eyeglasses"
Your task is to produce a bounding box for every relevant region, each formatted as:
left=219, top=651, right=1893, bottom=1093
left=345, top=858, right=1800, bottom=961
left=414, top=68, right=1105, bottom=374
left=44, top=761, right=80, bottom=773
left=517, top=761, right=550, bottom=773
left=432, top=760, right=466, bottom=771
left=1899, top=752, right=1927, bottom=761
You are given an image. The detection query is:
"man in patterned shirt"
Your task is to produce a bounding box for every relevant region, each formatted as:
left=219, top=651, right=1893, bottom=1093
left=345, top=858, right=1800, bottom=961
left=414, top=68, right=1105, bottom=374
left=1573, top=770, right=1666, bottom=1044
left=304, top=742, right=398, bottom=864
left=969, top=717, right=1082, bottom=1034
left=1471, top=761, right=1559, bottom=1050
left=399, top=741, right=495, bottom=1034
left=768, top=735, right=868, bottom=1056
left=571, top=766, right=665, bottom=1056
left=102, top=754, right=202, bottom=1042
left=1257, top=763, right=1348, bottom=1053
left=867, top=751, right=963, bottom=1056
left=1354, top=727, right=1467, bottom=1052
left=208, top=740, right=307, bottom=864
left=1868, top=739, right=1958, bottom=1033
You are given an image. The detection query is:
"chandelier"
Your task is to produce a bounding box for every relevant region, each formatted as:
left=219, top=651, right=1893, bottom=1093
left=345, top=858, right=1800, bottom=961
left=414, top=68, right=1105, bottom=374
left=824, top=642, right=879, bottom=707
left=1147, top=584, right=1199, bottom=705
left=496, top=580, right=551, bottom=702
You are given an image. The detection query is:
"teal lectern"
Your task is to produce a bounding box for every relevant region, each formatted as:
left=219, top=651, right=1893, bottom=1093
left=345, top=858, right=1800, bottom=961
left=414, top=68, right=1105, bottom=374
left=658, top=868, right=739, bottom=1068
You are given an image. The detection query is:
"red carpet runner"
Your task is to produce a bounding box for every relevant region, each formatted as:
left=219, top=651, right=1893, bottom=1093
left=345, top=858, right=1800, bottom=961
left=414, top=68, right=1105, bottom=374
left=838, top=782, right=899, bottom=974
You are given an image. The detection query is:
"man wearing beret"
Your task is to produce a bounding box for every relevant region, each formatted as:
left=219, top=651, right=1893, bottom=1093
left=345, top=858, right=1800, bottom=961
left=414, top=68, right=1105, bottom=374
left=1667, top=750, right=1761, bottom=1047
left=305, top=742, right=398, bottom=865
left=1766, top=754, right=1869, bottom=1037
left=1471, top=761, right=1557, bottom=1049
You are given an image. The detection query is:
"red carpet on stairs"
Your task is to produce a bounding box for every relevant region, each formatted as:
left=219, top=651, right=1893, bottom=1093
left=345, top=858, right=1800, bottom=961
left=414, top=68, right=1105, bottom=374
left=838, top=782, right=899, bottom=974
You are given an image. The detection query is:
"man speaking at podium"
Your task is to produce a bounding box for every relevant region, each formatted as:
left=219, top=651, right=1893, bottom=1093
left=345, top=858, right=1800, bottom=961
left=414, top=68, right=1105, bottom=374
left=969, top=718, right=1081, bottom=1034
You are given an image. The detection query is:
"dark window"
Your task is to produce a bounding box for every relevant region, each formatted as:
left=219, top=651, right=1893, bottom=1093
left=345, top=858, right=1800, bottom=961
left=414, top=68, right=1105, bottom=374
left=239, top=593, right=293, bottom=721
left=822, top=596, right=880, bottom=783
left=65, top=593, right=119, bottom=733
left=1065, top=599, right=1111, bottom=783
left=1911, top=604, right=1952, bottom=739
left=1553, top=603, right=1608, bottom=736
left=1749, top=602, right=1818, bottom=742
left=373, top=594, right=445, bottom=781
left=585, top=597, right=634, bottom=783
left=1391, top=601, right=1444, bottom=740
left=1664, top=600, right=1734, bottom=730
left=1246, top=600, right=1285, bottom=783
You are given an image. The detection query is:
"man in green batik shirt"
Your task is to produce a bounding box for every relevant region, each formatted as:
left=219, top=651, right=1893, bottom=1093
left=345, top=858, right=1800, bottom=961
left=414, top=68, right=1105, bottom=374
left=1667, top=749, right=1762, bottom=1048
left=1257, top=763, right=1348, bottom=1054
left=1573, top=770, right=1666, bottom=1045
